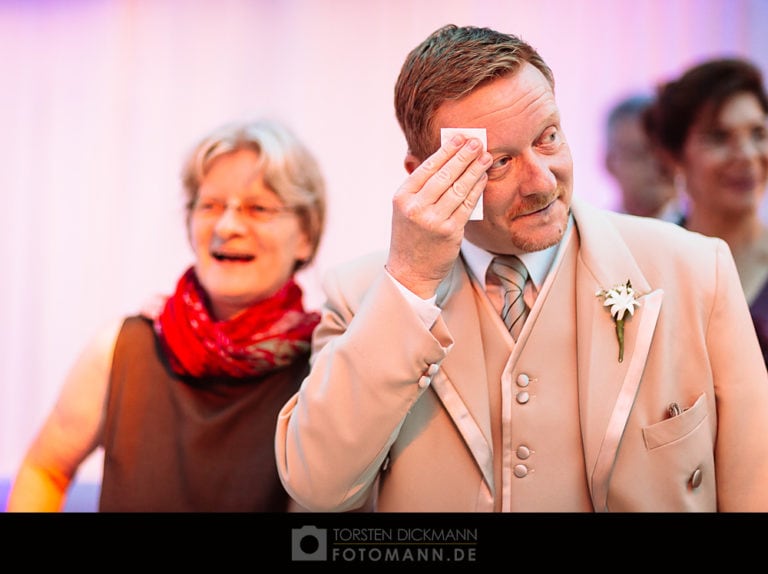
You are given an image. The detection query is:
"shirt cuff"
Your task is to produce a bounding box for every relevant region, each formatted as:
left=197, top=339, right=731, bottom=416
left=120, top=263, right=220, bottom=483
left=385, top=269, right=441, bottom=329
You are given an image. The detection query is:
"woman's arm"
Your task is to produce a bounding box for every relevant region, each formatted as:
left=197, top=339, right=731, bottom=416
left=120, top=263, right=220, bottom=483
left=6, top=319, right=122, bottom=511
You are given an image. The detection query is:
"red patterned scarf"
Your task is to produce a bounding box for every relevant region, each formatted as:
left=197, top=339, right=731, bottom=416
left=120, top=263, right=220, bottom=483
left=154, top=267, right=320, bottom=378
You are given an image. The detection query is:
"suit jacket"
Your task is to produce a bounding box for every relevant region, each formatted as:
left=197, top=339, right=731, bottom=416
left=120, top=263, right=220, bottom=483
left=276, top=197, right=768, bottom=512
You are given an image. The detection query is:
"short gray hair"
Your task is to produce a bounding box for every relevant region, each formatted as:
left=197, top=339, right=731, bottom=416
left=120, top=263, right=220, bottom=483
left=181, top=119, right=327, bottom=269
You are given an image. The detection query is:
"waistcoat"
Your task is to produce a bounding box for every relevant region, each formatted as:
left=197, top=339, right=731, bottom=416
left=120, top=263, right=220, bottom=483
left=478, top=229, right=593, bottom=511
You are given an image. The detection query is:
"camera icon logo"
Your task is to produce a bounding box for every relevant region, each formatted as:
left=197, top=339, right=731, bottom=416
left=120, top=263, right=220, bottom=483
left=291, top=525, right=328, bottom=561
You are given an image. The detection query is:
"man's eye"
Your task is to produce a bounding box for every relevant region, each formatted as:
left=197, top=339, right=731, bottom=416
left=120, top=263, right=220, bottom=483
left=490, top=156, right=510, bottom=170
left=539, top=127, right=559, bottom=146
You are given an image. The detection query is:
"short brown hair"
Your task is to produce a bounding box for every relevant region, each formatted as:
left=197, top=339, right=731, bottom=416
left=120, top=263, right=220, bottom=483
left=394, top=24, right=554, bottom=161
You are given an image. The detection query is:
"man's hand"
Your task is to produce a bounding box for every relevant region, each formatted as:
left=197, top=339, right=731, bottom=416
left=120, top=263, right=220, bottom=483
left=386, top=135, right=492, bottom=299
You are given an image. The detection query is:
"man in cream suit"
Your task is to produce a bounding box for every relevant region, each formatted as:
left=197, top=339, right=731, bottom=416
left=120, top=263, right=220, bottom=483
left=276, top=25, right=768, bottom=511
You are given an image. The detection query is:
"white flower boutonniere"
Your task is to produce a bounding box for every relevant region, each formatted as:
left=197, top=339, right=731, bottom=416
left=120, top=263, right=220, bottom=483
left=595, top=279, right=641, bottom=363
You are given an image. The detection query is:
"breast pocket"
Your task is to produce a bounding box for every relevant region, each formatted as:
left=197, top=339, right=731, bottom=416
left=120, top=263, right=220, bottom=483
left=642, top=393, right=709, bottom=450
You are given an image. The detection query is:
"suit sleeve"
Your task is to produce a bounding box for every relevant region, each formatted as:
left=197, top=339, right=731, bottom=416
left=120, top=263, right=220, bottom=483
left=275, top=268, right=453, bottom=511
left=708, top=240, right=768, bottom=511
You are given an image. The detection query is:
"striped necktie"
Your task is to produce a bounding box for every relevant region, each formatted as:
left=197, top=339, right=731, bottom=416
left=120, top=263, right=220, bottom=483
left=489, top=255, right=529, bottom=339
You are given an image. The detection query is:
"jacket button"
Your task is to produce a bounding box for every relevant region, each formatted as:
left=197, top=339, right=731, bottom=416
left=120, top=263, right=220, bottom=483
left=516, top=373, right=530, bottom=387
left=516, top=391, right=530, bottom=404
left=516, top=445, right=531, bottom=459
left=513, top=464, right=528, bottom=478
left=689, top=467, right=703, bottom=489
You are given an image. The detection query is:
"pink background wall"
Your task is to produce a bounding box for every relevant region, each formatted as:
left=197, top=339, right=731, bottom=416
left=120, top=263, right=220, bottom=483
left=1, top=0, right=766, bottom=490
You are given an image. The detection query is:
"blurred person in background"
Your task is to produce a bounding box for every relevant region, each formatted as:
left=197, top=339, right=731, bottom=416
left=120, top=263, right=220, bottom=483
left=604, top=93, right=683, bottom=223
left=6, top=119, right=326, bottom=511
left=645, top=57, right=768, bottom=366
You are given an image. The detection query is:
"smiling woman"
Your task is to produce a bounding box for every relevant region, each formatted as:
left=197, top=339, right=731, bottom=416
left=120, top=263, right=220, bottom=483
left=5, top=119, right=327, bottom=512
left=644, top=57, right=768, bottom=367
left=185, top=128, right=322, bottom=322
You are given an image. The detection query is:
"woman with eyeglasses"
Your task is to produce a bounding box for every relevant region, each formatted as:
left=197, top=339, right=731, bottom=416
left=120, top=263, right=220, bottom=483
left=6, top=119, right=326, bottom=511
left=644, top=57, right=768, bottom=367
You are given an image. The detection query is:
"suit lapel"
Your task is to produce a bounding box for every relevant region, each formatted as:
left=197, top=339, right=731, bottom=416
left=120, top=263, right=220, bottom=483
left=572, top=199, right=663, bottom=510
left=431, top=260, right=495, bottom=493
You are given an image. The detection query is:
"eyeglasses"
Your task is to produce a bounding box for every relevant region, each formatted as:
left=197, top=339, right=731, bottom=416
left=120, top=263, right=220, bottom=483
left=193, top=197, right=295, bottom=222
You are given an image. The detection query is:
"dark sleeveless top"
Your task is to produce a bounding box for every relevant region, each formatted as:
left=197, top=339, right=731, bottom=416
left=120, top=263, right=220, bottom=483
left=750, top=281, right=768, bottom=369
left=98, top=316, right=306, bottom=512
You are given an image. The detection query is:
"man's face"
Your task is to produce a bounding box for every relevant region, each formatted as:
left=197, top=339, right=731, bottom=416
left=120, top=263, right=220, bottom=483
left=606, top=114, right=675, bottom=216
left=433, top=63, right=574, bottom=254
